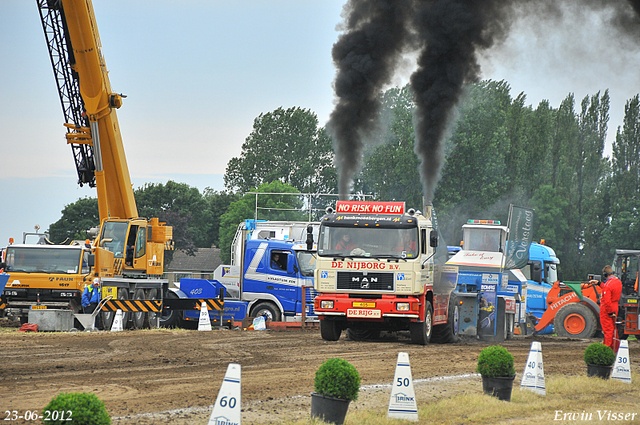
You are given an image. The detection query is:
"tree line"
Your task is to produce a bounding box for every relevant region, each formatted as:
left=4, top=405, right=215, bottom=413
left=49, top=81, right=640, bottom=279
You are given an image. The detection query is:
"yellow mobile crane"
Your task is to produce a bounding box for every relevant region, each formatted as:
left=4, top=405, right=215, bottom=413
left=1, top=0, right=173, bottom=329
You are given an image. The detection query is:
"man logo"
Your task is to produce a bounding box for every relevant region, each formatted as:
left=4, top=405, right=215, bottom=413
left=361, top=281, right=370, bottom=289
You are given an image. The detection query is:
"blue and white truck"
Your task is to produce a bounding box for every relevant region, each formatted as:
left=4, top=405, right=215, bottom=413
left=161, top=221, right=318, bottom=328
left=215, top=220, right=319, bottom=322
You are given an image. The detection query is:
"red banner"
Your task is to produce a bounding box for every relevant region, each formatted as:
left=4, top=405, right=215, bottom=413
left=336, top=201, right=405, bottom=215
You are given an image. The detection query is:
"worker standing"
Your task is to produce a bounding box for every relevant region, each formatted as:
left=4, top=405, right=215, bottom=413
left=592, top=266, right=622, bottom=353
left=82, top=278, right=102, bottom=329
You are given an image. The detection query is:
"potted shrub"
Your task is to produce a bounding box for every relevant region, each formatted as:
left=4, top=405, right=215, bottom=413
left=43, top=392, right=110, bottom=424
left=310, top=358, right=360, bottom=425
left=584, top=342, right=615, bottom=379
left=476, top=345, right=516, bottom=401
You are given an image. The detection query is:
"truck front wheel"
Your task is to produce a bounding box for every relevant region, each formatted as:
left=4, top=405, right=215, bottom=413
left=320, top=319, right=342, bottom=341
left=251, top=302, right=281, bottom=322
left=432, top=294, right=460, bottom=343
left=410, top=301, right=433, bottom=345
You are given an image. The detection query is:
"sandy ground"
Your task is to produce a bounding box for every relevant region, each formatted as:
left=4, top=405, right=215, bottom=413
left=0, top=324, right=637, bottom=424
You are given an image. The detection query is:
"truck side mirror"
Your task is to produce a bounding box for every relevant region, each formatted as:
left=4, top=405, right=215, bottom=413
left=430, top=230, right=438, bottom=248
left=88, top=254, right=95, bottom=267
left=531, top=262, right=542, bottom=283
left=306, top=225, right=314, bottom=251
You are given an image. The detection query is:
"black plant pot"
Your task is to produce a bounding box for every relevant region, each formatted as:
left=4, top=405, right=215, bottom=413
left=587, top=364, right=612, bottom=379
left=310, top=392, right=351, bottom=425
left=482, top=375, right=515, bottom=401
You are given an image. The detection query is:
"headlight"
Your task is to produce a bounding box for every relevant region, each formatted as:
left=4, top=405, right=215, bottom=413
left=396, top=302, right=410, bottom=311
left=320, top=300, right=334, bottom=309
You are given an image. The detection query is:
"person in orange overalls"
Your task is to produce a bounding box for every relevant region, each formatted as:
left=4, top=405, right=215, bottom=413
left=593, top=265, right=622, bottom=353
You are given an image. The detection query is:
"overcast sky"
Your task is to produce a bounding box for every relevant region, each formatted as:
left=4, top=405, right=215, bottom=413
left=1, top=1, right=639, bottom=246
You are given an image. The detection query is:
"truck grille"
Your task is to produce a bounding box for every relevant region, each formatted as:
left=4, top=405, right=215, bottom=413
left=336, top=272, right=394, bottom=291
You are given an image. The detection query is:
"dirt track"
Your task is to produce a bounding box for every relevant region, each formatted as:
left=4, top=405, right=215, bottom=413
left=0, top=326, right=637, bottom=424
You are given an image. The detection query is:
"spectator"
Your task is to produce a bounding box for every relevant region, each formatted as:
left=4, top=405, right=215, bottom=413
left=590, top=265, right=622, bottom=352
left=81, top=278, right=102, bottom=329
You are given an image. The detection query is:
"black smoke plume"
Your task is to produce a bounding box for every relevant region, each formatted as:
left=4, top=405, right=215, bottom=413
left=327, top=0, right=414, bottom=199
left=411, top=1, right=513, bottom=202
left=329, top=0, right=640, bottom=203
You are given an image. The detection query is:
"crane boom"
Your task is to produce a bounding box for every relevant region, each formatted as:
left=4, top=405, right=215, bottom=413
left=0, top=0, right=174, bottom=329
left=38, top=0, right=137, bottom=221
left=36, top=0, right=172, bottom=279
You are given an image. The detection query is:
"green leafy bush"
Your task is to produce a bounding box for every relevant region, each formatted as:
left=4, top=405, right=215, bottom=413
left=42, top=392, right=110, bottom=425
left=314, top=358, right=360, bottom=400
left=584, top=343, right=615, bottom=366
left=476, top=345, right=516, bottom=378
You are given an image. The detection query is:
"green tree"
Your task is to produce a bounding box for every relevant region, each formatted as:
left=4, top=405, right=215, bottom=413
left=601, top=95, right=640, bottom=255
left=218, top=181, right=305, bottom=263
left=202, top=189, right=240, bottom=248
left=434, top=80, right=512, bottom=243
left=49, top=197, right=99, bottom=243
left=224, top=107, right=337, bottom=195
left=48, top=181, right=235, bottom=257
left=134, top=181, right=210, bottom=252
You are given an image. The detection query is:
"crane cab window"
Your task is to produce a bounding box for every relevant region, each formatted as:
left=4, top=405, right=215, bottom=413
left=135, top=227, right=146, bottom=258
left=101, top=221, right=128, bottom=258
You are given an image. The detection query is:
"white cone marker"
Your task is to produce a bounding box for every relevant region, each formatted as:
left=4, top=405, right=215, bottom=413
left=388, top=352, right=418, bottom=421
left=520, top=341, right=545, bottom=395
left=111, top=309, right=123, bottom=332
left=209, top=363, right=242, bottom=425
left=611, top=339, right=632, bottom=384
left=198, top=302, right=212, bottom=331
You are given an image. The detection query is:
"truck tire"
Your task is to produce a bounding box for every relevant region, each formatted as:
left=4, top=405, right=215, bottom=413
left=102, top=288, right=130, bottom=330
left=432, top=294, right=460, bottom=344
left=132, top=288, right=147, bottom=329
left=159, top=291, right=182, bottom=328
left=320, top=319, right=342, bottom=341
left=251, top=302, right=281, bottom=322
left=146, top=288, right=159, bottom=328
left=410, top=301, right=433, bottom=345
left=347, top=328, right=381, bottom=341
left=554, top=303, right=597, bottom=338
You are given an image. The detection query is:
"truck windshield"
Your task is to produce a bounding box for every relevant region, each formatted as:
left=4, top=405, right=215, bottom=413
left=463, top=228, right=502, bottom=252
left=546, top=262, right=558, bottom=283
left=4, top=247, right=83, bottom=274
left=318, top=227, right=418, bottom=259
left=296, top=251, right=316, bottom=277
